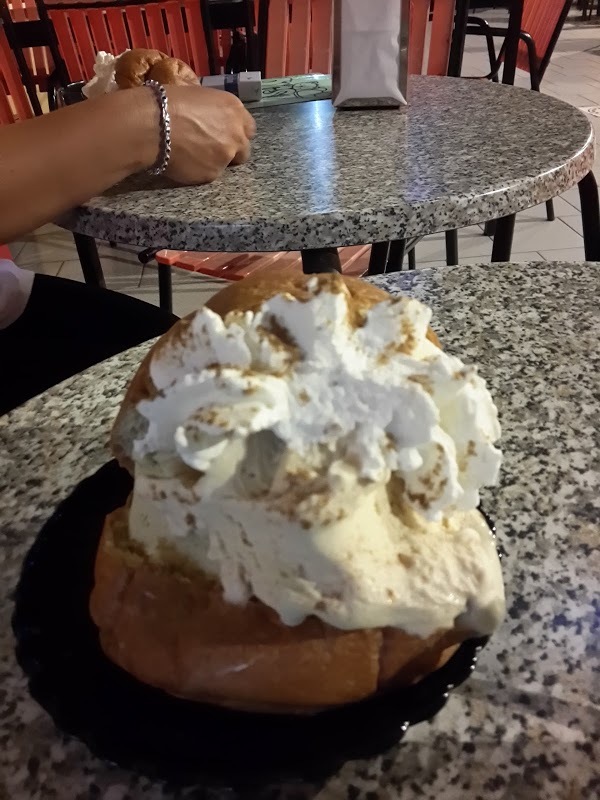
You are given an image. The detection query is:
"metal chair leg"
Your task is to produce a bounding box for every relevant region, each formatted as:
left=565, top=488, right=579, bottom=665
left=301, top=248, right=342, bottom=274
left=578, top=171, right=600, bottom=261
left=491, top=214, right=516, bottom=263
left=408, top=249, right=416, bottom=270
left=158, top=263, right=173, bottom=313
left=546, top=200, right=555, bottom=222
left=484, top=220, right=497, bottom=237
left=445, top=230, right=459, bottom=265
left=73, top=233, right=106, bottom=288
left=367, top=242, right=390, bottom=275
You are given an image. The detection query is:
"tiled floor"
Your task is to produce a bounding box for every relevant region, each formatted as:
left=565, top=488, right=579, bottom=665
left=8, top=11, right=600, bottom=312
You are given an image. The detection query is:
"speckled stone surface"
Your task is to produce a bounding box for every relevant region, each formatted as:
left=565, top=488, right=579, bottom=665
left=1, top=261, right=599, bottom=799
left=59, top=77, right=594, bottom=252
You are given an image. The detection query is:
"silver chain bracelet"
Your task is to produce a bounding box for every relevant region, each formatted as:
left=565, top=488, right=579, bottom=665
left=145, top=80, right=171, bottom=176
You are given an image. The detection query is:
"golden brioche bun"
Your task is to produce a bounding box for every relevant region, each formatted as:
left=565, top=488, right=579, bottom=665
left=90, top=507, right=463, bottom=713
left=93, top=273, right=455, bottom=713
left=115, top=48, right=198, bottom=89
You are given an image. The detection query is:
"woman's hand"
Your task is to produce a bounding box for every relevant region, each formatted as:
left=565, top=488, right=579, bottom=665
left=0, top=84, right=256, bottom=242
left=161, top=85, right=256, bottom=185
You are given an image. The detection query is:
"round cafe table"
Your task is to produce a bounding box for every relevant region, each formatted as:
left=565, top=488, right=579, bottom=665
left=1, top=261, right=598, bottom=799
left=59, top=76, right=600, bottom=277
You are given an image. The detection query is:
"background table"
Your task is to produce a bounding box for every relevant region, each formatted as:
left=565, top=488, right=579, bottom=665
left=60, top=76, right=599, bottom=274
left=1, top=261, right=599, bottom=799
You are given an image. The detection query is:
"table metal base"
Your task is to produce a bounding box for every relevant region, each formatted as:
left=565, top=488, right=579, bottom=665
left=578, top=171, right=600, bottom=261
left=491, top=215, right=516, bottom=263
left=73, top=233, right=106, bottom=288
left=301, top=248, right=342, bottom=274
left=367, top=242, right=391, bottom=275
left=157, top=263, right=173, bottom=313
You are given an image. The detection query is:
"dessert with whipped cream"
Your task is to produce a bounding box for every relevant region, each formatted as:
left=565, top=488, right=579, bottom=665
left=91, top=272, right=505, bottom=712
left=83, top=48, right=197, bottom=99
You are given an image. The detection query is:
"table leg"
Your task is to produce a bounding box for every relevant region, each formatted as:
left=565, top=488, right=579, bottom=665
left=301, top=248, right=342, bottom=274
left=73, top=233, right=106, bottom=288
left=491, top=214, right=516, bottom=262
left=367, top=242, right=391, bottom=275
left=387, top=240, right=406, bottom=272
left=578, top=171, right=600, bottom=261
left=502, top=0, right=524, bottom=86
left=158, top=263, right=173, bottom=313
left=447, top=0, right=470, bottom=78
left=445, top=230, right=459, bottom=265
left=257, top=0, right=270, bottom=73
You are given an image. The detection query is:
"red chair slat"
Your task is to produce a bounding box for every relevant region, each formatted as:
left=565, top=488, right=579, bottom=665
left=265, top=0, right=289, bottom=78
left=517, top=0, right=567, bottom=74
left=104, top=7, right=130, bottom=54
left=427, top=0, right=456, bottom=76
left=49, top=10, right=84, bottom=81
left=311, top=0, right=332, bottom=74
left=86, top=9, right=112, bottom=54
left=163, top=2, right=190, bottom=64
left=124, top=7, right=149, bottom=50
left=0, top=84, right=16, bottom=124
left=68, top=10, right=97, bottom=79
left=408, top=0, right=429, bottom=75
left=287, top=0, right=310, bottom=75
left=182, top=0, right=210, bottom=76
left=145, top=4, right=169, bottom=54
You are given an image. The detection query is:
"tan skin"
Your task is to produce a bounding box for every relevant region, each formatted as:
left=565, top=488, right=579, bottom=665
left=0, top=84, right=256, bottom=243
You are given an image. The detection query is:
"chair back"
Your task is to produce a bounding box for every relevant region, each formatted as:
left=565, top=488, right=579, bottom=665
left=3, top=0, right=52, bottom=88
left=36, top=0, right=211, bottom=83
left=518, top=0, right=571, bottom=77
left=0, top=20, right=34, bottom=121
left=264, top=0, right=457, bottom=79
left=264, top=0, right=331, bottom=77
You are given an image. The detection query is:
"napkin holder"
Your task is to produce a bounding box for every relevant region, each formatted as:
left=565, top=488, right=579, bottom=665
left=332, top=0, right=409, bottom=109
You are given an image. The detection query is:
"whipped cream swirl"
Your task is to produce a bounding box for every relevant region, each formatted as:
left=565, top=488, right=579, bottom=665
left=130, top=279, right=504, bottom=636
left=82, top=51, right=127, bottom=99
left=135, top=282, right=501, bottom=519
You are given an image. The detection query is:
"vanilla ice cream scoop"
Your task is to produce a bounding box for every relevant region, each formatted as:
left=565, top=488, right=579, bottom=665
left=126, top=275, right=505, bottom=638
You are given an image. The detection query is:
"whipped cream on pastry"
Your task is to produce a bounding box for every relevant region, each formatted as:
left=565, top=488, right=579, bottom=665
left=128, top=278, right=505, bottom=637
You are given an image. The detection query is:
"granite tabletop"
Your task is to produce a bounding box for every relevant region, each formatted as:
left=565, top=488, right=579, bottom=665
left=1, top=261, right=599, bottom=800
left=59, top=77, right=594, bottom=252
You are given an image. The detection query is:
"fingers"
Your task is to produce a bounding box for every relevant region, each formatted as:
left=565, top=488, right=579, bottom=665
left=230, top=138, right=251, bottom=166
left=242, top=108, right=257, bottom=139
left=229, top=107, right=255, bottom=165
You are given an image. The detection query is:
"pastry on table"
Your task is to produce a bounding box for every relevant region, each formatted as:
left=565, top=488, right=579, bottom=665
left=83, top=48, right=198, bottom=98
left=115, top=48, right=198, bottom=89
left=91, top=272, right=505, bottom=714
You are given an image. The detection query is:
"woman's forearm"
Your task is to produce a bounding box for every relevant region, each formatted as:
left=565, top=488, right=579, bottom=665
left=0, top=88, right=157, bottom=242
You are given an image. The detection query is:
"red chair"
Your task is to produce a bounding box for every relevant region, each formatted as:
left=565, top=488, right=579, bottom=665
left=0, top=19, right=34, bottom=121
left=2, top=0, right=54, bottom=96
left=513, top=0, right=572, bottom=91
left=35, top=0, right=211, bottom=82
left=468, top=0, right=572, bottom=91
left=0, top=27, right=35, bottom=264
left=468, top=0, right=572, bottom=228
